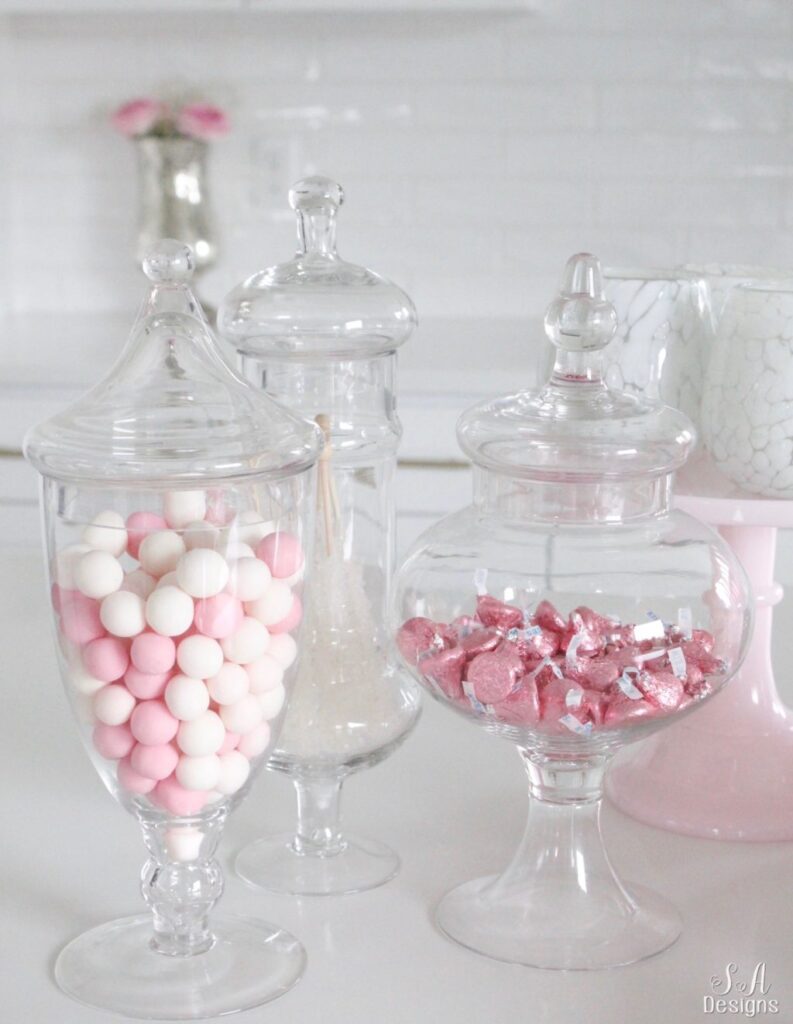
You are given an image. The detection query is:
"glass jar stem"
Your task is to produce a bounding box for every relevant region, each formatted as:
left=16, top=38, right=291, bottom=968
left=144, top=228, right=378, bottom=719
left=138, top=808, right=226, bottom=958
left=292, top=775, right=346, bottom=857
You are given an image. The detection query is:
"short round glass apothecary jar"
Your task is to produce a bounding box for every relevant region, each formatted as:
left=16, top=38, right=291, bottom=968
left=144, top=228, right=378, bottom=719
left=392, top=254, right=752, bottom=970
left=25, top=241, right=322, bottom=1019
left=219, top=176, right=421, bottom=896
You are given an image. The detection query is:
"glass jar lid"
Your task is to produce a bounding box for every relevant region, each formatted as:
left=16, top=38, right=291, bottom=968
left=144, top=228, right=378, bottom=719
left=457, top=254, right=695, bottom=482
left=25, top=240, right=322, bottom=484
left=218, top=176, right=417, bottom=360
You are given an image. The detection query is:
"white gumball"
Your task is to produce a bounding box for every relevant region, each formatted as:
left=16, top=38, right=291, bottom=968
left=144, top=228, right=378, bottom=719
left=246, top=654, right=284, bottom=695
left=145, top=585, right=194, bottom=637
left=164, top=826, right=203, bottom=862
left=121, top=569, right=157, bottom=600
left=100, top=590, right=146, bottom=638
left=165, top=675, right=210, bottom=721
left=94, top=684, right=136, bottom=726
left=183, top=520, right=221, bottom=551
left=227, top=557, right=271, bottom=602
left=70, top=665, right=106, bottom=696
left=264, top=633, right=297, bottom=669
left=176, top=754, right=221, bottom=792
left=176, top=548, right=229, bottom=599
left=55, top=543, right=91, bottom=588
left=216, top=751, right=251, bottom=795
left=235, top=510, right=275, bottom=547
left=177, top=710, right=225, bottom=756
left=207, top=662, right=249, bottom=705
left=236, top=721, right=271, bottom=759
left=164, top=490, right=207, bottom=529
left=139, top=530, right=186, bottom=578
left=177, top=635, right=224, bottom=680
left=82, top=510, right=127, bottom=557
left=220, top=617, right=269, bottom=665
left=156, top=571, right=180, bottom=589
left=219, top=694, right=264, bottom=735
left=258, top=684, right=286, bottom=721
left=74, top=549, right=124, bottom=599
left=244, top=580, right=292, bottom=626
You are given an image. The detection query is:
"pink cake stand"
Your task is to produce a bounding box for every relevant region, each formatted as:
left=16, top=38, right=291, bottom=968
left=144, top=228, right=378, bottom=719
left=607, top=452, right=793, bottom=841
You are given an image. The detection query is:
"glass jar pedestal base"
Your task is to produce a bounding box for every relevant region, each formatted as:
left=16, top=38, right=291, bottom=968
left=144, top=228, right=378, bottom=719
left=608, top=512, right=793, bottom=841
left=436, top=751, right=682, bottom=971
left=235, top=774, right=399, bottom=896
left=55, top=915, right=306, bottom=1020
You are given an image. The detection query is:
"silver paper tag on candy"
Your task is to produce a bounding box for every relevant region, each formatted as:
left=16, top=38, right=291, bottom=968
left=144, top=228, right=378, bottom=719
left=473, top=568, right=488, bottom=596
left=677, top=606, right=693, bottom=639
left=633, top=618, right=666, bottom=642
left=559, top=713, right=592, bottom=736
left=618, top=669, right=643, bottom=700
left=668, top=646, right=687, bottom=678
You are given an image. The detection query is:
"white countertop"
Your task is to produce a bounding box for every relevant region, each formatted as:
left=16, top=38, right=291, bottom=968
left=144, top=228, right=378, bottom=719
left=3, top=539, right=793, bottom=1024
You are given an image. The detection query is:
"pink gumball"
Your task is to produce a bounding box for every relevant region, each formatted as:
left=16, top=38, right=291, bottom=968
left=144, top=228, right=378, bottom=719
left=268, top=594, right=302, bottom=635
left=130, top=742, right=179, bottom=781
left=126, top=511, right=168, bottom=560
left=255, top=532, right=304, bottom=579
left=194, top=592, right=244, bottom=640
left=130, top=632, right=176, bottom=675
left=124, top=666, right=170, bottom=700
left=83, top=637, right=129, bottom=683
left=130, top=700, right=179, bottom=746
left=93, top=722, right=135, bottom=760
left=152, top=775, right=209, bottom=816
left=117, top=755, right=157, bottom=794
left=218, top=730, right=240, bottom=754
left=60, top=593, right=105, bottom=645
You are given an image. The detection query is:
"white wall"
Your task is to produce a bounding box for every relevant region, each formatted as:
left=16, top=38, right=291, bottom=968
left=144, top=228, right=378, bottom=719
left=2, top=0, right=793, bottom=323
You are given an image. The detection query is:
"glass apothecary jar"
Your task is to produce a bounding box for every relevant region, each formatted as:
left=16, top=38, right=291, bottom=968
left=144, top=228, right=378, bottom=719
left=24, top=241, right=322, bottom=1018
left=392, top=254, right=752, bottom=969
left=219, top=176, right=420, bottom=896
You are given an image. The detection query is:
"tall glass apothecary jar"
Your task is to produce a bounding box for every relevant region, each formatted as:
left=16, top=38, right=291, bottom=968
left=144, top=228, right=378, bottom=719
left=392, top=254, right=752, bottom=969
left=25, top=241, right=322, bottom=1018
left=219, top=177, right=420, bottom=895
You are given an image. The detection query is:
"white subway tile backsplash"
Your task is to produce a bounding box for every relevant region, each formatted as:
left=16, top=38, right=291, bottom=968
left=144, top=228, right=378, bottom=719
left=0, top=5, right=791, bottom=324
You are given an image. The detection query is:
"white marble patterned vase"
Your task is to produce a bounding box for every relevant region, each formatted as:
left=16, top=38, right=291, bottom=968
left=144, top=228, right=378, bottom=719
left=702, top=282, right=793, bottom=497
left=603, top=271, right=714, bottom=439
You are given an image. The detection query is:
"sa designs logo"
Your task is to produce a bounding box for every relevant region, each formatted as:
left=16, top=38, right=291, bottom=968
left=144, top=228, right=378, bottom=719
left=704, top=962, right=780, bottom=1018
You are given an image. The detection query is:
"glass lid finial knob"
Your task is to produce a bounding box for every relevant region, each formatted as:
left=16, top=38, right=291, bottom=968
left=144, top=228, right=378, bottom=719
left=543, top=252, right=617, bottom=352
left=142, top=239, right=195, bottom=284
left=288, top=176, right=344, bottom=214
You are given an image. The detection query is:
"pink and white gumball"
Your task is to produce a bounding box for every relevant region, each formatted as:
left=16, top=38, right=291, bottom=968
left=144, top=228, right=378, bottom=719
left=124, top=666, right=170, bottom=700
left=267, top=633, right=298, bottom=669
left=130, top=742, right=179, bottom=781
left=75, top=550, right=124, bottom=599
left=100, top=590, right=146, bottom=638
left=118, top=756, right=157, bottom=795
left=139, top=530, right=186, bottom=578
left=164, top=490, right=207, bottom=529
left=236, top=721, right=271, bottom=759
left=235, top=510, right=274, bottom=548
left=268, top=594, right=302, bottom=635
left=256, top=532, right=304, bottom=580
left=130, top=700, right=179, bottom=746
left=94, top=684, right=136, bottom=726
left=177, top=635, right=224, bottom=680
left=219, top=694, right=264, bottom=735
left=176, top=754, right=221, bottom=791
left=82, top=511, right=127, bottom=557
left=152, top=775, right=208, bottom=816
left=84, top=637, right=129, bottom=683
left=145, top=585, right=194, bottom=637
left=258, top=685, right=286, bottom=721
left=130, top=633, right=176, bottom=675
left=226, top=557, right=271, bottom=602
left=221, top=617, right=270, bottom=664
left=164, top=675, right=210, bottom=722
left=176, top=548, right=229, bottom=599
left=193, top=592, right=243, bottom=640
left=177, top=710, right=225, bottom=756
left=207, top=663, right=249, bottom=705
left=125, top=511, right=167, bottom=560
left=60, top=593, right=106, bottom=645
left=121, top=569, right=157, bottom=600
left=246, top=654, right=284, bottom=695
left=244, top=581, right=292, bottom=627
left=215, top=751, right=251, bottom=795
left=93, top=722, right=135, bottom=760
left=55, top=543, right=91, bottom=588
left=70, top=663, right=107, bottom=697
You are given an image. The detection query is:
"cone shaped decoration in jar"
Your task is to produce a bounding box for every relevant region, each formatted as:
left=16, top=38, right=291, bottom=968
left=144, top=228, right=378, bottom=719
left=219, top=177, right=420, bottom=896
left=24, top=240, right=322, bottom=1018
left=391, top=254, right=752, bottom=970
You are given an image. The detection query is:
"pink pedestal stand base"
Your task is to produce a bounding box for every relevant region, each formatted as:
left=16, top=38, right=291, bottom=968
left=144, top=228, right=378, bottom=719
left=607, top=456, right=793, bottom=841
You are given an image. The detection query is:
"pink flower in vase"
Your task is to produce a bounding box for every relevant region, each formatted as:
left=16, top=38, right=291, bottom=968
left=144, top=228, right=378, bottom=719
left=112, top=98, right=165, bottom=137
left=177, top=103, right=230, bottom=141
